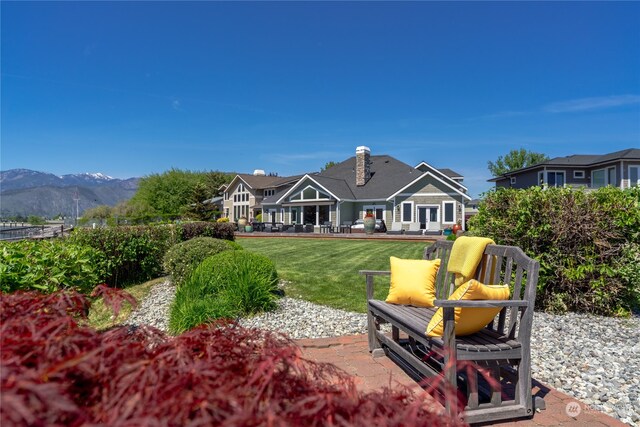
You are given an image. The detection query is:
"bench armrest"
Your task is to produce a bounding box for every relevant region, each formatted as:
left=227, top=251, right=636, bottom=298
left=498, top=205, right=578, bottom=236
left=433, top=299, right=529, bottom=308
left=359, top=270, right=390, bottom=300
left=358, top=270, right=391, bottom=276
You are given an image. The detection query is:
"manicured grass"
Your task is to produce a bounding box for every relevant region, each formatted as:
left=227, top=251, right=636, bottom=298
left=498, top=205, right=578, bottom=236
left=237, top=238, right=430, bottom=313
left=87, top=277, right=167, bottom=330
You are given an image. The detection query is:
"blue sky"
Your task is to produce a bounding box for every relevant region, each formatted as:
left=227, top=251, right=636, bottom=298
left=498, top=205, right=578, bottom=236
left=2, top=2, right=639, bottom=198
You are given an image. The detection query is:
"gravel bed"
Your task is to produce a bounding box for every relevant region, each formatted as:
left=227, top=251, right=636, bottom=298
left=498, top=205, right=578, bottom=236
left=128, top=280, right=639, bottom=425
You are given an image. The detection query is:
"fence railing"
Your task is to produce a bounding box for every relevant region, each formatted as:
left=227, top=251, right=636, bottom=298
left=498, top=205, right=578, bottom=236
left=0, top=224, right=71, bottom=241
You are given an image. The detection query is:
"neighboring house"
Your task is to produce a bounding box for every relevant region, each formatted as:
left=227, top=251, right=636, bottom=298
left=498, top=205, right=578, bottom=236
left=221, top=171, right=304, bottom=221
left=202, top=196, right=224, bottom=219
left=224, top=146, right=471, bottom=232
left=489, top=148, right=640, bottom=190
left=464, top=198, right=482, bottom=222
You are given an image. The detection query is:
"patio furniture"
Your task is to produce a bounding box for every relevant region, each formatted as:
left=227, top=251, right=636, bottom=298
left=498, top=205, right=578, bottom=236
left=404, top=222, right=423, bottom=235
left=386, top=222, right=404, bottom=235
left=294, top=224, right=304, bottom=233
left=264, top=222, right=281, bottom=232
left=320, top=221, right=334, bottom=234
left=304, top=224, right=314, bottom=233
left=360, top=240, right=542, bottom=424
left=339, top=221, right=352, bottom=234
left=424, top=221, right=442, bottom=236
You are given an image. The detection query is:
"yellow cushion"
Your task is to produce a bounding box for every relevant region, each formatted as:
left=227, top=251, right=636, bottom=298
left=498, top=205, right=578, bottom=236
left=426, top=279, right=510, bottom=337
left=385, top=257, right=441, bottom=307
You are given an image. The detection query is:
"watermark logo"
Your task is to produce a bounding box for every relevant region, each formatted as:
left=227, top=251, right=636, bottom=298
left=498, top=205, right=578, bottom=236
left=565, top=401, right=582, bottom=418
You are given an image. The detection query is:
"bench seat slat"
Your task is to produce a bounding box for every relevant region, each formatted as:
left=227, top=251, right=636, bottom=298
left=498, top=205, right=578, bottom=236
left=369, top=300, right=522, bottom=352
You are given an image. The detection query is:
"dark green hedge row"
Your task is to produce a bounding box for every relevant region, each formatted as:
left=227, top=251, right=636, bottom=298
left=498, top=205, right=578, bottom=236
left=1, top=222, right=238, bottom=293
left=468, top=186, right=640, bottom=316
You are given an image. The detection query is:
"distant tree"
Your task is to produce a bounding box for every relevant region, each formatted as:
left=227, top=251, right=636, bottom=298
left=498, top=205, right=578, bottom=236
left=321, top=161, right=337, bottom=172
left=181, top=182, right=216, bottom=221
left=204, top=171, right=235, bottom=196
left=27, top=215, right=46, bottom=225
left=82, top=205, right=113, bottom=220
left=127, top=169, right=234, bottom=221
left=488, top=148, right=549, bottom=177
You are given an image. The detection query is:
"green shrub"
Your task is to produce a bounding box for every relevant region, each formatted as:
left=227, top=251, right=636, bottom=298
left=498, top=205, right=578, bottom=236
left=468, top=186, right=640, bottom=315
left=169, top=251, right=279, bottom=334
left=216, top=217, right=229, bottom=223
left=178, top=221, right=235, bottom=241
left=69, top=225, right=179, bottom=287
left=0, top=239, right=106, bottom=294
left=163, top=237, right=238, bottom=286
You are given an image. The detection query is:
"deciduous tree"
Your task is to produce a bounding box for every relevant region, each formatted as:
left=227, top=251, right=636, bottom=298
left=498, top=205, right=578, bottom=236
left=488, top=148, right=549, bottom=177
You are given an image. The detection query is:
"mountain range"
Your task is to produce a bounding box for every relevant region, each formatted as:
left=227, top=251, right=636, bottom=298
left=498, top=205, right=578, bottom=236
left=0, top=169, right=139, bottom=218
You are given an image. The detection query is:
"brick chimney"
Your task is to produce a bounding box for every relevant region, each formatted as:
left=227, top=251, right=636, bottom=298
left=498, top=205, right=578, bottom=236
left=355, top=146, right=371, bottom=186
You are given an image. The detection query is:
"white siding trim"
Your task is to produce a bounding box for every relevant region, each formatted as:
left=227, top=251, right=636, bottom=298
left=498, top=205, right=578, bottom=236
left=387, top=172, right=471, bottom=201
left=275, top=175, right=341, bottom=204
left=401, top=201, right=414, bottom=223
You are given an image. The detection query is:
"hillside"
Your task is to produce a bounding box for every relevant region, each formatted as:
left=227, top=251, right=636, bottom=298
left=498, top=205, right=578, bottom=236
left=0, top=169, right=139, bottom=218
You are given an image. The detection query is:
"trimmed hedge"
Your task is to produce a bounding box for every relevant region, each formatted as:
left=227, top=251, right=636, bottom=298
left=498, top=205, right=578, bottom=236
left=162, top=237, right=240, bottom=286
left=169, top=251, right=279, bottom=334
left=178, top=221, right=235, bottom=241
left=68, top=225, right=179, bottom=287
left=468, top=186, right=640, bottom=316
left=0, top=240, right=106, bottom=294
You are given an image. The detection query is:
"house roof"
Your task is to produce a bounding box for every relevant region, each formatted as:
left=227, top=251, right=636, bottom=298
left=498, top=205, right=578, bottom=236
left=488, top=148, right=640, bottom=182
left=229, top=173, right=306, bottom=190
left=438, top=168, right=463, bottom=178
left=267, top=154, right=470, bottom=204
left=318, top=155, right=423, bottom=200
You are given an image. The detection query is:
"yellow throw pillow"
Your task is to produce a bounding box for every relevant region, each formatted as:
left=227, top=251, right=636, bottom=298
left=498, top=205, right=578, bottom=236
left=385, top=257, right=441, bottom=307
left=426, top=279, right=510, bottom=337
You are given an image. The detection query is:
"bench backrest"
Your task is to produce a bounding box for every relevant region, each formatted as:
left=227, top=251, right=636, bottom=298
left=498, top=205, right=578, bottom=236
left=424, top=240, right=540, bottom=341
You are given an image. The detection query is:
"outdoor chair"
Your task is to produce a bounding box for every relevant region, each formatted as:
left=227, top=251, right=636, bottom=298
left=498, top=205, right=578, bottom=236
left=386, top=222, right=404, bottom=235
left=424, top=221, right=442, bottom=236
left=404, top=222, right=423, bottom=235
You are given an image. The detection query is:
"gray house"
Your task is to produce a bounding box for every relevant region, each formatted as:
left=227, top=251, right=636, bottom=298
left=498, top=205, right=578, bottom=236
left=489, top=148, right=640, bottom=190
left=258, top=146, right=471, bottom=232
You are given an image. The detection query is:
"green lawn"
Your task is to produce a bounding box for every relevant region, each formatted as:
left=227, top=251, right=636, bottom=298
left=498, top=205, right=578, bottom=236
left=237, top=237, right=430, bottom=313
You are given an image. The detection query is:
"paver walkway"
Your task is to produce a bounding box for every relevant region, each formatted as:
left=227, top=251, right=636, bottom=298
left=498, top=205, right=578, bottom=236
left=297, top=334, right=626, bottom=427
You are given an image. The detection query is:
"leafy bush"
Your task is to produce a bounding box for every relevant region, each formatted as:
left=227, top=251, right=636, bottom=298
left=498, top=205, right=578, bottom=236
left=216, top=217, right=229, bottom=223
left=0, top=291, right=460, bottom=427
left=162, top=237, right=238, bottom=286
left=178, top=221, right=235, bottom=241
left=0, top=240, right=106, bottom=294
left=69, top=225, right=179, bottom=287
left=169, top=251, right=279, bottom=334
left=469, top=186, right=640, bottom=315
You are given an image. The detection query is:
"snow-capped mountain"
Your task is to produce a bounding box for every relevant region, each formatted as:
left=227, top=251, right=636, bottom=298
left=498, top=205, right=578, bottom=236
left=0, top=169, right=139, bottom=218
left=0, top=169, right=129, bottom=192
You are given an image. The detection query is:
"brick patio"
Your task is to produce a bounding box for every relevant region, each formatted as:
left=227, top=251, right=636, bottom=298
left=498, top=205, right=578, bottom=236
left=297, top=334, right=626, bottom=427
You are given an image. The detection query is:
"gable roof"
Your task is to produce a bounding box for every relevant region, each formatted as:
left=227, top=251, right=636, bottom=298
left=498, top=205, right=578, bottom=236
left=415, top=161, right=468, bottom=192
left=315, top=154, right=423, bottom=200
left=488, top=148, right=640, bottom=182
left=268, top=154, right=469, bottom=203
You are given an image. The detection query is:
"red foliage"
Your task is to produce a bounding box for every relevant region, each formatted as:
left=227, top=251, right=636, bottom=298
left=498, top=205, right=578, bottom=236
left=1, top=291, right=466, bottom=427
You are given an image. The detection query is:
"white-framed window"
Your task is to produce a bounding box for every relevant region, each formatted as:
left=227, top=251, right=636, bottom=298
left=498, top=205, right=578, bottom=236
left=264, top=189, right=275, bottom=197
left=442, top=201, right=456, bottom=224
left=510, top=177, right=517, bottom=185
left=574, top=170, right=585, bottom=179
left=629, top=166, right=640, bottom=187
left=401, top=201, right=413, bottom=223
left=289, top=185, right=330, bottom=201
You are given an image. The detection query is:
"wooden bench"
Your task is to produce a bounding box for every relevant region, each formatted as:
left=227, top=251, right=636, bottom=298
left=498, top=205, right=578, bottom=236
left=360, top=240, right=542, bottom=424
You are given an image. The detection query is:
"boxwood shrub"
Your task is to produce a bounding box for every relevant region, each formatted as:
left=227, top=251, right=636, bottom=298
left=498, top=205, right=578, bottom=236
left=162, top=237, right=240, bottom=286
left=169, top=251, right=278, bottom=334
left=468, top=186, right=640, bottom=315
